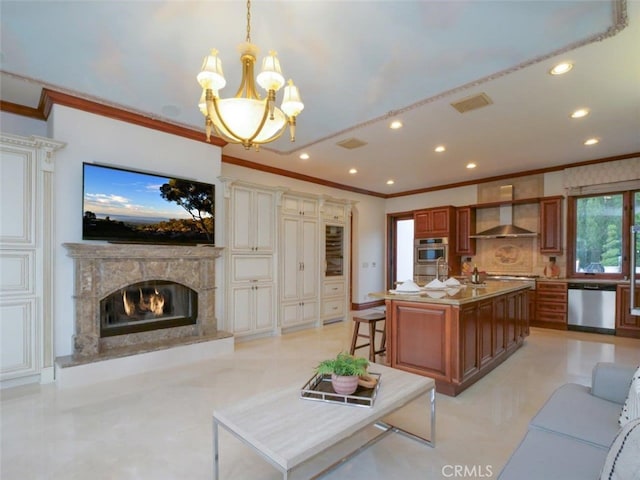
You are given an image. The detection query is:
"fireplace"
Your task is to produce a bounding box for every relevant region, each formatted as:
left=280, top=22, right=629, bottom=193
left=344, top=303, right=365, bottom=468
left=100, top=280, right=198, bottom=337
left=63, top=243, right=224, bottom=359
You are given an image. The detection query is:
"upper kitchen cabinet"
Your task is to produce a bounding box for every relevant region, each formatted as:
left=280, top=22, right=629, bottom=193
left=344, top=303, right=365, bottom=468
left=414, top=206, right=455, bottom=238
left=281, top=193, right=318, bottom=217
left=321, top=200, right=346, bottom=224
left=229, top=183, right=277, bottom=253
left=455, top=207, right=476, bottom=256
left=539, top=197, right=563, bottom=254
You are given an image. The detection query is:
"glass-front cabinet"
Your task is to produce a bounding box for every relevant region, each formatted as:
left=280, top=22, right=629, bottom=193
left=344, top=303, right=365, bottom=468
left=325, top=225, right=344, bottom=276
left=321, top=200, right=350, bottom=325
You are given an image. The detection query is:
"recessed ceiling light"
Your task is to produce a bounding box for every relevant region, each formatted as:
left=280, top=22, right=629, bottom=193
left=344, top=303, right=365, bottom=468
left=466, top=162, right=477, bottom=169
left=584, top=138, right=599, bottom=146
left=434, top=145, right=446, bottom=153
left=390, top=120, right=403, bottom=129
left=349, top=168, right=358, bottom=174
left=571, top=108, right=590, bottom=119
left=550, top=62, right=573, bottom=75
left=386, top=179, right=395, bottom=185
left=299, top=153, right=309, bottom=160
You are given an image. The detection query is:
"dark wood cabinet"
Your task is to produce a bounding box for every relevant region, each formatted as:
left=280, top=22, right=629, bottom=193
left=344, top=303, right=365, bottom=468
left=616, top=285, right=640, bottom=338
left=539, top=197, right=562, bottom=253
left=414, top=206, right=454, bottom=237
left=388, top=288, right=529, bottom=396
left=534, top=280, right=567, bottom=329
left=455, top=207, right=476, bottom=256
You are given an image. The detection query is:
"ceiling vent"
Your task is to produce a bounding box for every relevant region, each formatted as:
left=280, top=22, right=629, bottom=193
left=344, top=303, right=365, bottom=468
left=450, top=93, right=493, bottom=113
left=337, top=137, right=368, bottom=149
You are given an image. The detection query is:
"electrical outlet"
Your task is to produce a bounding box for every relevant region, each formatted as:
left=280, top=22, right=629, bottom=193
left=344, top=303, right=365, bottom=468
left=362, top=262, right=369, bottom=268
left=371, top=262, right=376, bottom=268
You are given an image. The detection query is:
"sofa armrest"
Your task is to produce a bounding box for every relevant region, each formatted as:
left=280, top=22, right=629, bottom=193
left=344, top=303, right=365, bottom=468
left=591, top=362, right=636, bottom=404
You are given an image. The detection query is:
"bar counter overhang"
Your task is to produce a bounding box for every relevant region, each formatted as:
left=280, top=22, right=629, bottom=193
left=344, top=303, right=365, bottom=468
left=370, top=282, right=532, bottom=396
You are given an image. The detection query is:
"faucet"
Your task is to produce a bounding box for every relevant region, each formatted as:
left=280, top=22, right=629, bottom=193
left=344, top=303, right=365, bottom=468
left=436, top=256, right=448, bottom=281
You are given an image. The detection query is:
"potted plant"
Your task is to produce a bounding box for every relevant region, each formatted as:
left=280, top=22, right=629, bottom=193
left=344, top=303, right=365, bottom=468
left=316, top=352, right=369, bottom=395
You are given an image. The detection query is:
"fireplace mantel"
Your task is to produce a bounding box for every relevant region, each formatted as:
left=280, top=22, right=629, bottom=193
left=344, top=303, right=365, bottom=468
left=63, top=243, right=224, bottom=358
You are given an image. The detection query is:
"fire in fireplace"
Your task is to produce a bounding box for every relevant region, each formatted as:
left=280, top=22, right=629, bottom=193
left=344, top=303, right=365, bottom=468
left=100, top=280, right=198, bottom=337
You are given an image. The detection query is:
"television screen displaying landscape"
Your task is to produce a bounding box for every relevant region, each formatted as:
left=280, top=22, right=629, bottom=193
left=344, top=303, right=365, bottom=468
left=82, top=163, right=215, bottom=245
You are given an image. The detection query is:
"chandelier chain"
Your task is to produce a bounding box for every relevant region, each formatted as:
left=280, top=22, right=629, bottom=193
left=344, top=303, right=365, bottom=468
left=246, top=0, right=251, bottom=43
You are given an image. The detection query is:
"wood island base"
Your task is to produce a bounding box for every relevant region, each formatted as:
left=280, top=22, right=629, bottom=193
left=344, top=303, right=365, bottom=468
left=375, top=283, right=531, bottom=397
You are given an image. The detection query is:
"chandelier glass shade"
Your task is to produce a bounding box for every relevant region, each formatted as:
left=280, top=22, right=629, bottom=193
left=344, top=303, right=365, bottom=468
left=197, top=1, right=303, bottom=150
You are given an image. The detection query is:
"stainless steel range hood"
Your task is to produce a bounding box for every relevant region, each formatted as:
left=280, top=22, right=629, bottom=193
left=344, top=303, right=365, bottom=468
left=470, top=185, right=538, bottom=239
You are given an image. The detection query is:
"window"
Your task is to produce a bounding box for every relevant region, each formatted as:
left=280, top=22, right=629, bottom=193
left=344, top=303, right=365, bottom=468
left=568, top=190, right=639, bottom=278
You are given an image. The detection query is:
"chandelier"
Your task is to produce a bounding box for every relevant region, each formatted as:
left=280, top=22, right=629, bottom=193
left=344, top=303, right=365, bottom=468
left=197, top=0, right=304, bottom=150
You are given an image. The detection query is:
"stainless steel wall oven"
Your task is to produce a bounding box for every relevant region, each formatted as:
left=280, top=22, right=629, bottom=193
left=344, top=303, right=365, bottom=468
left=414, top=237, right=448, bottom=281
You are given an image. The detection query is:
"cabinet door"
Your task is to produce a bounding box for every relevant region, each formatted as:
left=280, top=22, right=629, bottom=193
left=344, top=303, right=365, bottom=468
left=254, top=190, right=275, bottom=252
left=301, top=218, right=318, bottom=299
left=282, top=195, right=317, bottom=217
left=324, top=202, right=345, bottom=222
left=414, top=210, right=431, bottom=237
left=540, top=198, right=562, bottom=253
left=459, top=304, right=479, bottom=380
left=281, top=216, right=300, bottom=301
left=616, top=285, right=640, bottom=338
left=431, top=208, right=450, bottom=235
left=301, top=300, right=318, bottom=324
left=231, top=186, right=253, bottom=251
left=455, top=207, right=476, bottom=255
left=281, top=303, right=300, bottom=327
left=231, top=286, right=252, bottom=334
left=254, top=284, right=274, bottom=331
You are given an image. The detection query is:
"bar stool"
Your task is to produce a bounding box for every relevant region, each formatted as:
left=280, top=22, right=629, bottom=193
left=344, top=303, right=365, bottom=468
left=349, top=311, right=386, bottom=362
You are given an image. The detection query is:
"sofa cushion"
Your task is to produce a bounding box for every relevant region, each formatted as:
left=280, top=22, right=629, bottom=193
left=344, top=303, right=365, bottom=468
left=498, top=428, right=608, bottom=480
left=530, top=383, right=621, bottom=449
left=592, top=362, right=638, bottom=404
left=618, top=365, right=640, bottom=427
left=600, top=418, right=640, bottom=480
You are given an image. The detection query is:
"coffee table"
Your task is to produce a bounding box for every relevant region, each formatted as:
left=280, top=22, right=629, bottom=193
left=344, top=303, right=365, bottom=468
left=213, top=363, right=435, bottom=479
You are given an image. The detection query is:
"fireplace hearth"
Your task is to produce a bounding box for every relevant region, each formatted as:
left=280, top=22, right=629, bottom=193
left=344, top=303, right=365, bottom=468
left=63, top=243, right=224, bottom=359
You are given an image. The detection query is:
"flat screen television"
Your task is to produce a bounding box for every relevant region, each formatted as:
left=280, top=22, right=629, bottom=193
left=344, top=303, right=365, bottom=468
left=82, top=163, right=215, bottom=245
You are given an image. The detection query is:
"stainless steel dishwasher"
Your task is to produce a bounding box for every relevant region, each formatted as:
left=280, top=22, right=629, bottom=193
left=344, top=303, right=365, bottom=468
left=567, top=283, right=617, bottom=334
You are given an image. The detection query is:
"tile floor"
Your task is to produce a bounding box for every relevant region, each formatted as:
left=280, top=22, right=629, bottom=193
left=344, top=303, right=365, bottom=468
left=1, top=320, right=639, bottom=480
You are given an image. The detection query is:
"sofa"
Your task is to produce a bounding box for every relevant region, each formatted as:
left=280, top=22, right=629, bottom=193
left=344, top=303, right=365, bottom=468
left=498, top=362, right=637, bottom=480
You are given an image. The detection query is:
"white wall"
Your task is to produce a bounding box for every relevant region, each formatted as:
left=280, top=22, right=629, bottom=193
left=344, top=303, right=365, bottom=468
left=48, top=105, right=223, bottom=356
left=1, top=111, right=47, bottom=137
left=220, top=163, right=387, bottom=305
left=385, top=184, right=478, bottom=213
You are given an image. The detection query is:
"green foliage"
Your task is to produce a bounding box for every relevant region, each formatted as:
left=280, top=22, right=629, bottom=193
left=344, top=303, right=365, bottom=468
left=575, top=195, right=622, bottom=269
left=601, top=224, right=621, bottom=267
left=159, top=179, right=214, bottom=242
left=316, top=352, right=368, bottom=377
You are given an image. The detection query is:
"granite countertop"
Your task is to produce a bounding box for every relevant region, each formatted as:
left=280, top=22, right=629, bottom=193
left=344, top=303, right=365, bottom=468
left=370, top=280, right=532, bottom=306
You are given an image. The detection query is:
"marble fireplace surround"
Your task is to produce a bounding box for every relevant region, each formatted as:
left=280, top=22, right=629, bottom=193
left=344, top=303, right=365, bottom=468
left=62, top=243, right=225, bottom=361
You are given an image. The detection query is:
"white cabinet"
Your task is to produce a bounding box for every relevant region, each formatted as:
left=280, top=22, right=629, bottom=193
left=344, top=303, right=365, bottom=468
left=224, top=180, right=278, bottom=338
left=230, top=184, right=275, bottom=253
left=281, top=194, right=318, bottom=217
left=1, top=134, right=64, bottom=386
left=280, top=195, right=319, bottom=329
left=321, top=202, right=351, bottom=324
left=322, top=201, right=346, bottom=223
left=228, top=255, right=276, bottom=337
left=230, top=283, right=274, bottom=335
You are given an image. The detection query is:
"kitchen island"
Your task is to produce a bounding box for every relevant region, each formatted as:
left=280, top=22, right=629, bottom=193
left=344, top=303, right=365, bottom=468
left=370, top=281, right=531, bottom=396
